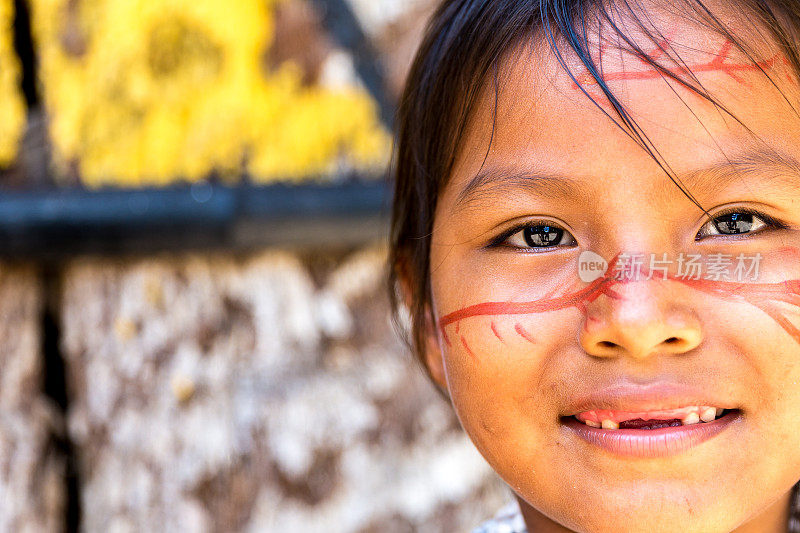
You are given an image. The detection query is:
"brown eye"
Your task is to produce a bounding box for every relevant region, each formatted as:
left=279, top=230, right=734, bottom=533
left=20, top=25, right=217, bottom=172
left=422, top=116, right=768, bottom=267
left=504, top=223, right=577, bottom=251
left=696, top=210, right=769, bottom=240
left=714, top=212, right=755, bottom=234
left=524, top=225, right=563, bottom=246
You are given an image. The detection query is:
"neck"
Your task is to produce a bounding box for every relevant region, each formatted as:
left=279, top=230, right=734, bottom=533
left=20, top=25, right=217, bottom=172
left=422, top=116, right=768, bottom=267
left=516, top=487, right=794, bottom=533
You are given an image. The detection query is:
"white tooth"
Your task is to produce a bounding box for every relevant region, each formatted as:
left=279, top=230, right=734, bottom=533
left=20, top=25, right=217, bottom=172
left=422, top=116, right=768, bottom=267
left=584, top=420, right=600, bottom=428
left=700, top=407, right=717, bottom=422
left=601, top=419, right=619, bottom=430
left=682, top=412, right=700, bottom=425
left=716, top=408, right=724, bottom=417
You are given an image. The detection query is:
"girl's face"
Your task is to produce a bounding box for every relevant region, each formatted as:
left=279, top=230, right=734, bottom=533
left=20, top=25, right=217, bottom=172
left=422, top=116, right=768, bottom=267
left=427, top=16, right=800, bottom=533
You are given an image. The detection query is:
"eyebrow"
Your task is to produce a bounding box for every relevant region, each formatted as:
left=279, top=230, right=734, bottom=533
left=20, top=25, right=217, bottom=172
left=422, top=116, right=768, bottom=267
left=455, top=167, right=581, bottom=207
left=454, top=145, right=800, bottom=208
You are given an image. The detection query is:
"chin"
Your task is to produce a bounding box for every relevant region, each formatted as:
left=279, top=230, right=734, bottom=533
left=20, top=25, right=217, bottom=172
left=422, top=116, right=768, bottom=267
left=529, top=497, right=748, bottom=533
left=512, top=469, right=761, bottom=533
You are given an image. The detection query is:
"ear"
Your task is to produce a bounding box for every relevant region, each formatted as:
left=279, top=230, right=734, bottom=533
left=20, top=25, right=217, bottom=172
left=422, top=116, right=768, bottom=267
left=395, top=257, right=449, bottom=394
left=422, top=307, right=448, bottom=392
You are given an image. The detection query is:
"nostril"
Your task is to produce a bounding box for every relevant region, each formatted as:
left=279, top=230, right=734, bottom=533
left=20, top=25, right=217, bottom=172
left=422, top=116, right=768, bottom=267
left=664, top=337, right=680, bottom=344
left=599, top=341, right=617, bottom=348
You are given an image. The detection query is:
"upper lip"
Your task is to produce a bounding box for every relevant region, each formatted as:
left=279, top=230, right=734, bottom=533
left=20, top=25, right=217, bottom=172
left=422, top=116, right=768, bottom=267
left=561, top=380, right=739, bottom=416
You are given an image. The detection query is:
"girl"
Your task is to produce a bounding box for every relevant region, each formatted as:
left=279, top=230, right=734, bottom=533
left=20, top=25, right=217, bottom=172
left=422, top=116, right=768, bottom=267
left=389, top=1, right=800, bottom=532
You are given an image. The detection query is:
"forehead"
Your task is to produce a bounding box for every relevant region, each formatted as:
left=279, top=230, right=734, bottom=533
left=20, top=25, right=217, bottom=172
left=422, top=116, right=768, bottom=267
left=443, top=7, right=800, bottom=207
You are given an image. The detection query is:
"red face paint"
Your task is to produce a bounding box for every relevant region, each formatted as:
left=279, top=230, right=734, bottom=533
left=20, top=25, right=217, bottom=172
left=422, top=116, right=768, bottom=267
left=572, top=38, right=794, bottom=103
left=439, top=249, right=800, bottom=357
left=490, top=321, right=505, bottom=343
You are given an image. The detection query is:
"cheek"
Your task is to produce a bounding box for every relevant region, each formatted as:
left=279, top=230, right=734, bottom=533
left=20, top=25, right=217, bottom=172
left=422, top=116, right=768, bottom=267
left=709, top=249, right=800, bottom=414
left=724, top=297, right=800, bottom=428
left=431, top=244, right=800, bottom=525
left=439, top=313, right=572, bottom=467
left=439, top=312, right=594, bottom=523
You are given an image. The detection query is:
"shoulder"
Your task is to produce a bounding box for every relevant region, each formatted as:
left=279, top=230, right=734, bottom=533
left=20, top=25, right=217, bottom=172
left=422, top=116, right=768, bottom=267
left=471, top=501, right=528, bottom=533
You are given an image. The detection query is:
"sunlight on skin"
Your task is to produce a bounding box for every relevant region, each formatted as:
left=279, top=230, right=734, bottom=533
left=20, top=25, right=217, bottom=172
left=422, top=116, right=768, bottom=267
left=440, top=247, right=800, bottom=357
left=572, top=38, right=797, bottom=103
left=424, top=5, right=800, bottom=533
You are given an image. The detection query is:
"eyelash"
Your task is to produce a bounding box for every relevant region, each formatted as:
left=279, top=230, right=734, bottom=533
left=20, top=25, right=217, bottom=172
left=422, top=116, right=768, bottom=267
left=487, top=219, right=576, bottom=252
left=694, top=207, right=787, bottom=240
left=488, top=208, right=787, bottom=252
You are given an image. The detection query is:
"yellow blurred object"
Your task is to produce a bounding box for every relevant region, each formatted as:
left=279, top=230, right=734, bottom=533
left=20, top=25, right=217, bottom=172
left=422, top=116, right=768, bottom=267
left=0, top=0, right=25, bottom=166
left=170, top=374, right=196, bottom=404
left=113, top=317, right=137, bottom=341
left=30, top=0, right=391, bottom=186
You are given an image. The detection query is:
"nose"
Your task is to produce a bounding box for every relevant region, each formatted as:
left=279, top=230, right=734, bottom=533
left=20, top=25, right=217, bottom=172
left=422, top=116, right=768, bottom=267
left=579, top=280, right=703, bottom=359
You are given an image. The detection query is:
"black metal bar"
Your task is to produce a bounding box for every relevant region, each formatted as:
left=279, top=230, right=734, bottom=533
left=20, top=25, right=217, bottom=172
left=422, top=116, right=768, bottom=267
left=239, top=180, right=389, bottom=217
left=0, top=0, right=395, bottom=258
left=0, top=186, right=231, bottom=228
left=0, top=180, right=390, bottom=257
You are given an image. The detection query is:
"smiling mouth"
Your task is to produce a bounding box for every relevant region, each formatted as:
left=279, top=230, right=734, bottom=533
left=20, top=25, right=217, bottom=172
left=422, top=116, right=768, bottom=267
left=563, top=406, right=738, bottom=430
left=560, top=408, right=743, bottom=457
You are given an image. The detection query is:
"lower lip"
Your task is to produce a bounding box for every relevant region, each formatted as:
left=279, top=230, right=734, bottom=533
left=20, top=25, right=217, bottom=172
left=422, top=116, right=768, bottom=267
left=561, top=410, right=742, bottom=458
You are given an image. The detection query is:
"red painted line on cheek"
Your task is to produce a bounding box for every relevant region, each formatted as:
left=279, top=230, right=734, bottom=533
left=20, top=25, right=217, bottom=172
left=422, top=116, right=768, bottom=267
left=759, top=292, right=800, bottom=308
left=674, top=277, right=800, bottom=344
left=677, top=277, right=797, bottom=299
left=438, top=276, right=613, bottom=327
left=601, top=285, right=624, bottom=300
left=460, top=335, right=478, bottom=361
left=491, top=321, right=504, bottom=342
left=752, top=300, right=800, bottom=345
left=515, top=323, right=536, bottom=344
left=775, top=246, right=800, bottom=262
left=437, top=246, right=800, bottom=350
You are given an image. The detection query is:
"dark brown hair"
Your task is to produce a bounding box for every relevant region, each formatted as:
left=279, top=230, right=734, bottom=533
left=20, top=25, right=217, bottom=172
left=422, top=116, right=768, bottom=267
left=387, top=1, right=800, bottom=528
left=388, top=0, right=800, bottom=376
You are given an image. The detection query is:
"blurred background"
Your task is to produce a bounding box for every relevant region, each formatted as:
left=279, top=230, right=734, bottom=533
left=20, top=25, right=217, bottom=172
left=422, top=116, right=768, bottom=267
left=0, top=0, right=512, bottom=531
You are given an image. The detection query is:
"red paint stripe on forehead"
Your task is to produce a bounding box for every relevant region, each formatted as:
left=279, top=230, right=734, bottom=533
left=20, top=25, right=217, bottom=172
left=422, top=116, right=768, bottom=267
left=573, top=39, right=782, bottom=89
